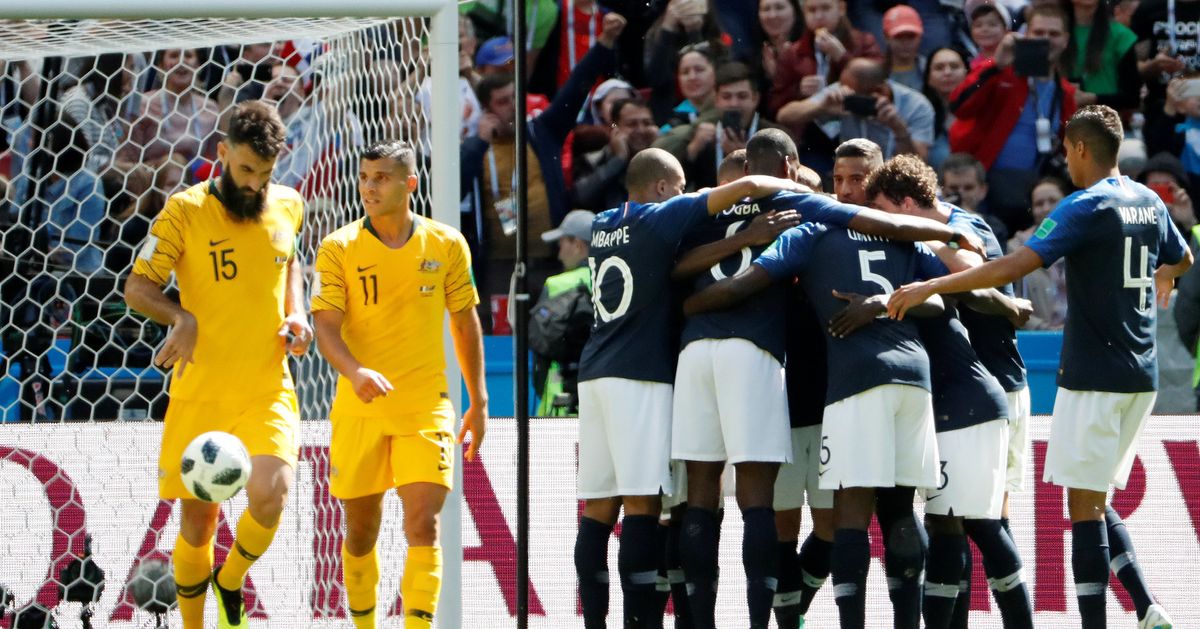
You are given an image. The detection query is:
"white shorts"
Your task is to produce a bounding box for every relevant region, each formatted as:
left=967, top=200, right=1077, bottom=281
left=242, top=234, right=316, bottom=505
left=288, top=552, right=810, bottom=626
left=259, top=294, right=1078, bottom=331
left=922, top=419, right=1009, bottom=519
left=819, top=384, right=939, bottom=490
left=578, top=378, right=674, bottom=499
left=672, top=339, right=791, bottom=464
left=1043, top=389, right=1157, bottom=492
left=1005, top=388, right=1032, bottom=491
left=775, top=425, right=835, bottom=511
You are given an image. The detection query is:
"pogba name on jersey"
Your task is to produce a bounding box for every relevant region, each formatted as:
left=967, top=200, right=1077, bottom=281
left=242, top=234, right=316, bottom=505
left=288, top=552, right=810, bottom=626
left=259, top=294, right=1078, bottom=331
left=719, top=202, right=762, bottom=218
left=592, top=225, right=631, bottom=248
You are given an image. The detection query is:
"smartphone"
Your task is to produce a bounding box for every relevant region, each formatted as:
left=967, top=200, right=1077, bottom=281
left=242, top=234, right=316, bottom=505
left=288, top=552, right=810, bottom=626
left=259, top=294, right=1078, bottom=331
left=1181, top=78, right=1200, bottom=99
left=1013, top=38, right=1051, bottom=77
left=720, top=108, right=743, bottom=131
left=1148, top=181, right=1176, bottom=205
left=843, top=94, right=878, bottom=117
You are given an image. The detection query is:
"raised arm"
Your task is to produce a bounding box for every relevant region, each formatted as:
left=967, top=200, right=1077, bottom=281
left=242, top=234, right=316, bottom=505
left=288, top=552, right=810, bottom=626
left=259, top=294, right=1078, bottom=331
left=887, top=246, right=1044, bottom=320
left=846, top=208, right=985, bottom=256
left=683, top=264, right=774, bottom=315
left=671, top=210, right=802, bottom=280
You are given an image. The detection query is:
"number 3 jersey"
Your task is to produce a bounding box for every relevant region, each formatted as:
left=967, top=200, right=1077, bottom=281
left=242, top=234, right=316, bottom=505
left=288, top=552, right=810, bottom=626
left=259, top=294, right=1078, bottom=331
left=132, top=181, right=303, bottom=402
left=1025, top=176, right=1187, bottom=393
left=579, top=193, right=713, bottom=385
left=312, top=216, right=478, bottom=419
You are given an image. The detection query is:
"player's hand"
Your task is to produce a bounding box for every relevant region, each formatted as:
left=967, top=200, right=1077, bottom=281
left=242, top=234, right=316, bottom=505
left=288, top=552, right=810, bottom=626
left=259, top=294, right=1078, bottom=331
left=459, top=404, right=488, bottom=461
left=955, top=230, right=987, bottom=258
left=1008, top=297, right=1034, bottom=328
left=158, top=311, right=198, bottom=376
left=743, top=210, right=802, bottom=245
left=279, top=312, right=313, bottom=356
left=1155, top=266, right=1177, bottom=308
left=887, top=281, right=935, bottom=320
left=598, top=12, right=627, bottom=48
left=349, top=367, right=394, bottom=403
left=828, top=290, right=886, bottom=338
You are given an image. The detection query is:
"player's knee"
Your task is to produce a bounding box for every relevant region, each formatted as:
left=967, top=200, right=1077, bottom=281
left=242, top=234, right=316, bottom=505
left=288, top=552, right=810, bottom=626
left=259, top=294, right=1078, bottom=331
left=403, top=503, right=441, bottom=547
left=810, top=508, right=836, bottom=541
left=775, top=509, right=801, bottom=540
left=179, top=502, right=220, bottom=543
left=924, top=513, right=963, bottom=536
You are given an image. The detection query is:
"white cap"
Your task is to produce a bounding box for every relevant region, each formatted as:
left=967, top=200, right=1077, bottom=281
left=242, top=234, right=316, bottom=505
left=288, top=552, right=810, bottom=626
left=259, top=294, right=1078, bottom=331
left=541, top=209, right=596, bottom=242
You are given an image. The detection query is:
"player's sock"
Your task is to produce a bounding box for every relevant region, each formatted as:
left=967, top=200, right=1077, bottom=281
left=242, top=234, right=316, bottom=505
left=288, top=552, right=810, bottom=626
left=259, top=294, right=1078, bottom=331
left=680, top=507, right=720, bottom=629
left=1000, top=517, right=1012, bottom=541
left=773, top=539, right=802, bottom=629
left=341, top=545, right=380, bottom=629
left=575, top=516, right=613, bottom=629
left=619, top=514, right=660, bottom=628
left=883, top=516, right=927, bottom=629
left=950, top=543, right=971, bottom=629
left=797, top=532, right=832, bottom=615
left=924, top=533, right=966, bottom=629
left=742, top=507, right=779, bottom=627
left=964, top=518, right=1033, bottom=629
left=401, top=545, right=442, bottom=629
left=218, top=510, right=277, bottom=591
left=653, top=522, right=670, bottom=629
left=172, top=534, right=213, bottom=629
left=1071, top=520, right=1110, bottom=629
left=665, top=514, right=693, bottom=628
left=1105, top=506, right=1155, bottom=619
left=831, top=528, right=869, bottom=629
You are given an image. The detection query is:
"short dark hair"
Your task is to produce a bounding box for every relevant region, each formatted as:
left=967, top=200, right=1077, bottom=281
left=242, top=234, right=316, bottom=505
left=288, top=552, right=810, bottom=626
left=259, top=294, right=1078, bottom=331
left=611, top=98, right=651, bottom=125
left=1027, top=3, right=1069, bottom=28
left=940, top=153, right=986, bottom=184
left=626, top=148, right=682, bottom=191
left=227, top=100, right=287, bottom=159
left=865, top=154, right=939, bottom=208
left=361, top=139, right=417, bottom=174
left=834, top=139, right=883, bottom=171
left=718, top=149, right=748, bottom=182
left=715, top=61, right=755, bottom=92
left=1065, top=105, right=1123, bottom=167
left=476, top=72, right=515, bottom=108
left=745, top=128, right=797, bottom=175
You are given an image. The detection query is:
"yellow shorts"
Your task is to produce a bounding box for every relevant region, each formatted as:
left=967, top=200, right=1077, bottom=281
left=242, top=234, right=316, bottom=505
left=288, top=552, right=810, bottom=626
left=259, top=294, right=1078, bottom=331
left=329, top=402, right=456, bottom=500
left=158, top=388, right=300, bottom=500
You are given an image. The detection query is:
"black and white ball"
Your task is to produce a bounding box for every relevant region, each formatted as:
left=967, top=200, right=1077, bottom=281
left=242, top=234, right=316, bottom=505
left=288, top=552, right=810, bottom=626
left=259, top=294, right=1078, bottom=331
left=128, top=559, right=176, bottom=614
left=180, top=431, right=251, bottom=503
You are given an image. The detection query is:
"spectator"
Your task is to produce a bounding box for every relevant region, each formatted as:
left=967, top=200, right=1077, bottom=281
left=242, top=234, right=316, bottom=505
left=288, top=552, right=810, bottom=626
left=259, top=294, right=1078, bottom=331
left=1007, top=176, right=1069, bottom=330
left=40, top=117, right=106, bottom=275
left=1064, top=0, right=1142, bottom=110
left=754, top=0, right=804, bottom=87
left=1173, top=212, right=1200, bottom=410
left=215, top=43, right=279, bottom=110
left=1132, top=0, right=1198, bottom=138
left=846, top=0, right=959, bottom=57
left=653, top=61, right=789, bottom=190
left=59, top=54, right=130, bottom=173
left=950, top=5, right=1077, bottom=233
left=460, top=13, right=626, bottom=332
left=777, top=57, right=935, bottom=161
left=477, top=36, right=516, bottom=76
left=531, top=209, right=595, bottom=416
left=418, top=14, right=483, bottom=141
left=1113, top=0, right=1140, bottom=26
left=966, top=0, right=1013, bottom=68
left=555, top=0, right=604, bottom=88
left=767, top=0, right=884, bottom=117
left=922, top=47, right=970, bottom=170
left=572, top=98, right=661, bottom=211
left=652, top=42, right=720, bottom=130
left=939, top=152, right=1010, bottom=244
left=645, top=0, right=728, bottom=124
left=1146, top=76, right=1200, bottom=192
left=1138, top=152, right=1196, bottom=234
left=882, top=5, right=927, bottom=91
left=120, top=48, right=220, bottom=165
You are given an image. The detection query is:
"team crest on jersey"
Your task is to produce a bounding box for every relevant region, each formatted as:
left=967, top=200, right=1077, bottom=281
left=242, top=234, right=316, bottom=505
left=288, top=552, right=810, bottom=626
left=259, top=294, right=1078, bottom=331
left=419, top=258, right=441, bottom=273
left=419, top=284, right=436, bottom=296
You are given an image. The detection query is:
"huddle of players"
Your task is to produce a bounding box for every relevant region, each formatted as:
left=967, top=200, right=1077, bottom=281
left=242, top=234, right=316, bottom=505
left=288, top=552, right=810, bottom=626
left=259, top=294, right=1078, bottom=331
left=574, top=105, right=1188, bottom=629
left=125, top=100, right=486, bottom=629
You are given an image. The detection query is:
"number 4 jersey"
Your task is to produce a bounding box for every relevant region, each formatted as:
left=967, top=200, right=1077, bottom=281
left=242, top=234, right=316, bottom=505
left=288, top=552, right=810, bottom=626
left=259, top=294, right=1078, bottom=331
left=1025, top=176, right=1187, bottom=393
left=132, top=181, right=303, bottom=402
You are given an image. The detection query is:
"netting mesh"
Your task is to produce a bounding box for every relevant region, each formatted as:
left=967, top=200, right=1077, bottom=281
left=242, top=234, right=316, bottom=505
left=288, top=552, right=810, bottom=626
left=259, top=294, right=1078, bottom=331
left=0, top=17, right=434, bottom=424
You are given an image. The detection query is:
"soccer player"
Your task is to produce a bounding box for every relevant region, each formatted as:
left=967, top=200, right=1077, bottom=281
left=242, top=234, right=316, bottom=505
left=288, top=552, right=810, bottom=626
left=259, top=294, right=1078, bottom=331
left=124, top=100, right=312, bottom=629
left=310, top=140, right=486, bottom=629
left=889, top=105, right=1191, bottom=629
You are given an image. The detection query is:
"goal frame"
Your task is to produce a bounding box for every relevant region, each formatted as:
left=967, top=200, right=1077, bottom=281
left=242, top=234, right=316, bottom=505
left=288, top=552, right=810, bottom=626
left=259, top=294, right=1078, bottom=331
left=0, top=1, right=466, bottom=627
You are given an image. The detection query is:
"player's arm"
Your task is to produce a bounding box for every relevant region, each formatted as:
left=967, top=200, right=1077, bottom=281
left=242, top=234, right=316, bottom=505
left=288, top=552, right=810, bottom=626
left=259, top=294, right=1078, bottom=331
left=951, top=289, right=1034, bottom=328
left=671, top=210, right=802, bottom=280
left=1156, top=247, right=1194, bottom=308
left=449, top=306, right=488, bottom=461
left=826, top=290, right=945, bottom=338
left=846, top=208, right=986, bottom=257
left=279, top=255, right=314, bottom=356
left=312, top=309, right=395, bottom=404
left=705, top=175, right=812, bottom=215
left=124, top=273, right=197, bottom=373
left=925, top=239, right=984, bottom=273
left=887, top=246, right=1044, bottom=320
left=683, top=265, right=774, bottom=315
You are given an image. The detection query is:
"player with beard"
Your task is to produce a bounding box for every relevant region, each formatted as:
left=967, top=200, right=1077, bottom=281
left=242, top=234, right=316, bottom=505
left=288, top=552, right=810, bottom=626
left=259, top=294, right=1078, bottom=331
left=125, top=100, right=311, bottom=629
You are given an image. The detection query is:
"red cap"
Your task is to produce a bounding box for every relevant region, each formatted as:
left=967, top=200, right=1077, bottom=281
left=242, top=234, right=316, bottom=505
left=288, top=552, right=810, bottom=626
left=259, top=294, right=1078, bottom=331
left=883, top=5, right=924, bottom=38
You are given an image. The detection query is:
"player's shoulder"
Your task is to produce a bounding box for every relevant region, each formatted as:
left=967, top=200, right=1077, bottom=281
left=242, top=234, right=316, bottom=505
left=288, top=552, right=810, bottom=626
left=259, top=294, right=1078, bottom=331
left=418, top=216, right=467, bottom=242
left=267, top=183, right=303, bottom=205
left=165, top=182, right=211, bottom=213
left=320, top=218, right=366, bottom=249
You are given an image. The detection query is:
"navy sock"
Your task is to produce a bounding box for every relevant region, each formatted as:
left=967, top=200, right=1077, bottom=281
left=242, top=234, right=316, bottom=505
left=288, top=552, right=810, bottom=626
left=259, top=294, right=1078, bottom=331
left=965, top=519, right=1033, bottom=629
left=1071, top=520, right=1110, bottom=629
left=666, top=515, right=692, bottom=628
left=652, top=522, right=669, bottom=628
left=797, top=532, right=832, bottom=615
left=883, top=515, right=927, bottom=629
left=832, top=528, right=870, bottom=629
left=1000, top=517, right=1012, bottom=540
left=680, top=507, right=719, bottom=629
left=576, top=517, right=613, bottom=629
left=773, top=540, right=802, bottom=629
left=950, top=543, right=971, bottom=629
left=741, top=508, right=778, bottom=627
left=618, top=515, right=660, bottom=628
left=924, top=534, right=967, bottom=629
left=1105, top=506, right=1154, bottom=619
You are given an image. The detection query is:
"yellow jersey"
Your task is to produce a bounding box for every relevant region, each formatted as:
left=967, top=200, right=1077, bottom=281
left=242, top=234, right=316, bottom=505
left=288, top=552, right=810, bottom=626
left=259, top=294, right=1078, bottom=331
left=312, top=216, right=478, bottom=419
left=132, top=181, right=303, bottom=402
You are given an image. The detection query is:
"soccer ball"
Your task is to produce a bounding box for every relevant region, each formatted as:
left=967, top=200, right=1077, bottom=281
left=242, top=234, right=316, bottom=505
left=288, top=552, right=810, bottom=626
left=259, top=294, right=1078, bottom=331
left=180, top=432, right=251, bottom=503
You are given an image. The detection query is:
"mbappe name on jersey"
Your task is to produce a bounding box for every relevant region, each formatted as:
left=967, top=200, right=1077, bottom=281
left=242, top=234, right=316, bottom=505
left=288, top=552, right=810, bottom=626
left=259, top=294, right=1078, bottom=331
left=592, top=225, right=631, bottom=248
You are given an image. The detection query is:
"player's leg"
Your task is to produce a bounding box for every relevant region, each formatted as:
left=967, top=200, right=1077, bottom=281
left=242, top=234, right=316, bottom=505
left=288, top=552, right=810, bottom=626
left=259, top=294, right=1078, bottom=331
left=681, top=460, right=724, bottom=629
left=665, top=503, right=693, bottom=629
left=875, top=486, right=926, bottom=629
left=923, top=513, right=965, bottom=629
left=734, top=461, right=782, bottom=629
left=1066, top=488, right=1110, bottom=629
left=622, top=493, right=665, bottom=628
left=576, top=379, right=621, bottom=629
left=342, top=492, right=386, bottom=629
left=800, top=507, right=835, bottom=615
left=773, top=508, right=804, bottom=629
left=949, top=543, right=971, bottom=629
left=963, top=518, right=1032, bottom=629
left=175, top=499, right=221, bottom=629
left=832, top=487, right=875, bottom=629
left=397, top=482, right=450, bottom=629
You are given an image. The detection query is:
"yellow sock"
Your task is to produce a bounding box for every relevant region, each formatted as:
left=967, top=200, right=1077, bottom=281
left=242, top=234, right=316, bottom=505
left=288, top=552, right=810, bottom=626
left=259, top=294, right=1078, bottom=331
left=218, top=510, right=277, bottom=591
left=342, top=545, right=381, bottom=629
left=402, top=546, right=442, bottom=629
left=172, top=533, right=213, bottom=629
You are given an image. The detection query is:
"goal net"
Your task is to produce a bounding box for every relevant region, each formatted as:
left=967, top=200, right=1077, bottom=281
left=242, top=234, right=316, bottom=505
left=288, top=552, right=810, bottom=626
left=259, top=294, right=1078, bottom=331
left=0, top=5, right=471, bottom=627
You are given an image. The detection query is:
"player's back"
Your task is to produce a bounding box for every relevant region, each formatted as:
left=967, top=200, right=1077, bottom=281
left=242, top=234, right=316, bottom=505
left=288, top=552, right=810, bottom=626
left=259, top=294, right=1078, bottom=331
left=916, top=310, right=1009, bottom=430
left=579, top=193, right=711, bottom=384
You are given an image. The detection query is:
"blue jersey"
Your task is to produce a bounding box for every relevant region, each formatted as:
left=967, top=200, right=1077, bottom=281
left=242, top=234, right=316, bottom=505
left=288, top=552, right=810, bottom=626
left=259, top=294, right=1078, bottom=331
left=756, top=223, right=943, bottom=405
left=785, top=287, right=827, bottom=428
left=679, top=192, right=860, bottom=363
left=916, top=310, right=1010, bottom=432
left=579, top=193, right=712, bottom=384
left=1025, top=177, right=1188, bottom=393
left=946, top=204, right=1028, bottom=392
